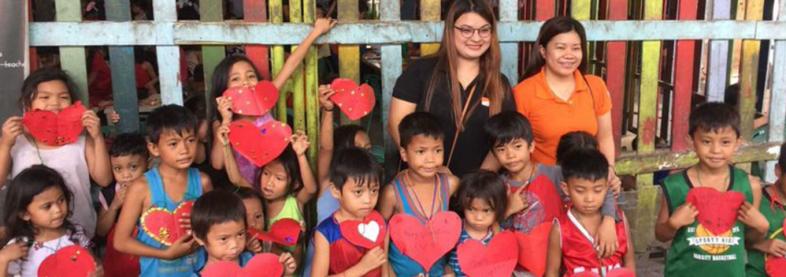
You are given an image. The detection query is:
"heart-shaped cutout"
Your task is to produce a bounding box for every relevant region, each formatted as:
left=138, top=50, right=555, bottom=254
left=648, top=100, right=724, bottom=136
left=766, top=254, right=786, bottom=277
left=38, top=245, right=97, bottom=277
left=457, top=231, right=518, bottom=277
left=339, top=211, right=386, bottom=249
left=329, top=78, right=376, bottom=121
left=572, top=268, right=636, bottom=277
left=515, top=221, right=552, bottom=276
left=248, top=218, right=301, bottom=247
left=140, top=201, right=194, bottom=246
left=223, top=81, right=279, bottom=116
left=228, top=119, right=292, bottom=167
left=686, top=187, right=745, bottom=235
left=389, top=211, right=462, bottom=271
left=201, top=253, right=283, bottom=277
left=22, top=101, right=85, bottom=146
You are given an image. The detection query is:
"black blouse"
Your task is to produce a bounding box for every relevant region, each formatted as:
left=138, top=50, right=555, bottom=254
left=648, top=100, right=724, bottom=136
left=392, top=57, right=516, bottom=177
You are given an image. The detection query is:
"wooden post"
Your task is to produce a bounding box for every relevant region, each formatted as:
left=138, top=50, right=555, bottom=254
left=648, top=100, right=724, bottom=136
left=707, top=0, right=732, bottom=101
left=606, top=0, right=628, bottom=154
left=304, top=0, right=319, bottom=165
left=499, top=0, right=518, bottom=83
left=572, top=0, right=594, bottom=73
left=153, top=1, right=182, bottom=105
left=244, top=0, right=271, bottom=80
left=269, top=0, right=287, bottom=122
left=381, top=0, right=403, bottom=178
left=338, top=0, right=360, bottom=124
left=766, top=0, right=786, bottom=183
left=420, top=0, right=440, bottom=56
left=739, top=0, right=763, bottom=142
left=55, top=0, right=88, bottom=104
left=632, top=0, right=663, bottom=252
left=201, top=0, right=225, bottom=110
left=671, top=0, right=699, bottom=151
left=105, top=0, right=139, bottom=132
left=290, top=0, right=306, bottom=131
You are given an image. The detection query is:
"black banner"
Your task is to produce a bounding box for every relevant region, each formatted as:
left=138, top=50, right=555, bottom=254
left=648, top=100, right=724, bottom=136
left=0, top=0, right=27, bottom=120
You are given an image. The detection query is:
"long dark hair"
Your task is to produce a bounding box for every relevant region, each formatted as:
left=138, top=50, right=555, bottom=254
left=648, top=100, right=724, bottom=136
left=424, top=0, right=508, bottom=131
left=209, top=55, right=262, bottom=121
left=2, top=165, right=77, bottom=245
left=522, top=16, right=588, bottom=80
left=257, top=146, right=304, bottom=196
left=19, top=68, right=79, bottom=111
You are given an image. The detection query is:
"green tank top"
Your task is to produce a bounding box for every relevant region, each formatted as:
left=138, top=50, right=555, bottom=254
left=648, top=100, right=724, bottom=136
left=267, top=195, right=304, bottom=252
left=746, top=185, right=786, bottom=277
left=662, top=166, right=753, bottom=277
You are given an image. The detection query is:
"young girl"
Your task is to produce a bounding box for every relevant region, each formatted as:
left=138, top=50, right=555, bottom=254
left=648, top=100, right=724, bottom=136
left=209, top=17, right=336, bottom=187
left=0, top=68, right=113, bottom=239
left=446, top=170, right=508, bottom=276
left=0, top=165, right=93, bottom=276
left=747, top=142, right=786, bottom=276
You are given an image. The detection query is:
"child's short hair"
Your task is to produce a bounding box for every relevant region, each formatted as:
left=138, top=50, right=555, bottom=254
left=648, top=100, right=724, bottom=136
left=20, top=68, right=79, bottom=109
left=191, top=190, right=247, bottom=241
left=484, top=111, right=534, bottom=147
left=335, top=125, right=367, bottom=151
left=561, top=148, right=609, bottom=182
left=689, top=102, right=740, bottom=138
left=329, top=148, right=382, bottom=191
left=110, top=133, right=149, bottom=159
left=556, top=131, right=598, bottom=164
left=145, top=104, right=198, bottom=144
left=779, top=142, right=786, bottom=173
left=398, top=112, right=444, bottom=148
left=454, top=170, right=507, bottom=222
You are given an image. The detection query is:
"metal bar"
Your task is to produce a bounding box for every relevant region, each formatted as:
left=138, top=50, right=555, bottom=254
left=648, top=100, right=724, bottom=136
left=153, top=0, right=182, bottom=105
left=244, top=0, right=271, bottom=80
left=55, top=0, right=88, bottom=104
left=707, top=0, right=732, bottom=101
left=105, top=0, right=139, bottom=132
left=671, top=0, right=699, bottom=151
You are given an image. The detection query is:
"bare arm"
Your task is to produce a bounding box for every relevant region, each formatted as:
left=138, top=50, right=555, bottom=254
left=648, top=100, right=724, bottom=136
left=200, top=171, right=213, bottom=192
left=210, top=120, right=227, bottom=170
left=545, top=222, right=562, bottom=277
left=0, top=116, right=22, bottom=187
left=113, top=180, right=170, bottom=258
left=83, top=111, right=113, bottom=186
left=387, top=98, right=417, bottom=147
left=479, top=151, right=501, bottom=172
left=293, top=132, right=318, bottom=204
left=96, top=185, right=127, bottom=237
left=317, top=85, right=336, bottom=185
left=378, top=184, right=398, bottom=220
left=272, top=18, right=337, bottom=89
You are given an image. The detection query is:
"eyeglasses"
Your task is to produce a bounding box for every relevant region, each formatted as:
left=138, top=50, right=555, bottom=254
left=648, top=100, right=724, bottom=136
left=454, top=25, right=493, bottom=39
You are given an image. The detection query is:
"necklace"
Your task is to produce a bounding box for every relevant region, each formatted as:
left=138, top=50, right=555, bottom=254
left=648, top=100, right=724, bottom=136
left=25, top=134, right=46, bottom=165
left=695, top=166, right=729, bottom=189
left=403, top=170, right=439, bottom=222
left=517, top=162, right=538, bottom=187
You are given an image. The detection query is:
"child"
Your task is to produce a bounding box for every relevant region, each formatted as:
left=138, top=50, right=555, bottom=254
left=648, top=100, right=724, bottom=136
left=655, top=102, right=768, bottom=276
left=545, top=149, right=635, bottom=276
left=99, top=132, right=148, bottom=277
left=312, top=148, right=387, bottom=276
left=0, top=165, right=93, bottom=276
left=210, top=17, right=336, bottom=187
left=0, top=68, right=113, bottom=239
left=446, top=170, right=508, bottom=276
left=113, top=105, right=213, bottom=277
left=232, top=187, right=265, bottom=254
left=484, top=113, right=620, bottom=263
left=190, top=190, right=296, bottom=275
left=378, top=112, right=459, bottom=276
left=747, top=142, right=786, bottom=276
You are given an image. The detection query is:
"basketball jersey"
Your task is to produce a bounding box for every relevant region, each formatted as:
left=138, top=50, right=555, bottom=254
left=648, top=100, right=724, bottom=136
left=662, top=166, right=752, bottom=277
left=746, top=185, right=786, bottom=277
left=559, top=210, right=628, bottom=276
left=315, top=213, right=382, bottom=277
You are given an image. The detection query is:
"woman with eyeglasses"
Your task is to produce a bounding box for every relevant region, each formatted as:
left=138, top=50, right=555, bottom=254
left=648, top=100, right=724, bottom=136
left=387, top=0, right=514, bottom=178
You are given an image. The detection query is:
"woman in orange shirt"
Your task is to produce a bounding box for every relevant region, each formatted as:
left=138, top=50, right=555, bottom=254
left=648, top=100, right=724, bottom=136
left=512, top=16, right=616, bottom=169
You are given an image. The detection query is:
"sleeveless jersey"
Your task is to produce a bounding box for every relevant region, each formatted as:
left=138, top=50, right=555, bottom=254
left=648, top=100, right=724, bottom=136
left=746, top=185, right=786, bottom=277
left=559, top=210, right=628, bottom=276
left=316, top=212, right=383, bottom=277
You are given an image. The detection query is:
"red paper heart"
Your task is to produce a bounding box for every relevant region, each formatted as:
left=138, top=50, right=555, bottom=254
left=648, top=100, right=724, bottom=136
left=339, top=211, right=386, bottom=249
left=457, top=231, right=518, bottom=277
left=201, top=253, right=283, bottom=277
left=223, top=81, right=279, bottom=116
left=572, top=268, right=636, bottom=277
left=329, top=78, right=376, bottom=121
left=389, top=212, right=462, bottom=271
left=248, top=218, right=301, bottom=247
left=766, top=254, right=786, bottom=277
left=686, top=187, right=745, bottom=234
left=38, top=245, right=96, bottom=277
left=515, top=222, right=552, bottom=276
left=22, top=101, right=85, bottom=146
left=140, top=201, right=193, bottom=246
left=228, top=120, right=292, bottom=167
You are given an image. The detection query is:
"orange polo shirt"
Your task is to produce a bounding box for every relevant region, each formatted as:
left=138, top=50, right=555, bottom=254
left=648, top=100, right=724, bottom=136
left=512, top=69, right=612, bottom=165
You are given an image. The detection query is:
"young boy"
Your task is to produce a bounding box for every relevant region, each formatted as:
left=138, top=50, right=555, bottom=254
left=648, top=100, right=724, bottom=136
left=312, top=148, right=388, bottom=276
left=655, top=102, right=769, bottom=276
left=747, top=142, right=786, bottom=276
left=113, top=105, right=213, bottom=277
left=190, top=190, right=296, bottom=275
left=545, top=149, right=635, bottom=276
left=484, top=112, right=620, bottom=262
left=378, top=112, right=459, bottom=276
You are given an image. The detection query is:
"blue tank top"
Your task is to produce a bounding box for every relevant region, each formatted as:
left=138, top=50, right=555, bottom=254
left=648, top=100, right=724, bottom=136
left=388, top=173, right=450, bottom=276
left=137, top=167, right=203, bottom=277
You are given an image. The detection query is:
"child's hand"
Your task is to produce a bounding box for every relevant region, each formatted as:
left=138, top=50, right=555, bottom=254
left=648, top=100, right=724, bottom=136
left=216, top=123, right=230, bottom=146
left=108, top=109, right=121, bottom=124
left=216, top=97, right=233, bottom=124
left=608, top=170, right=622, bottom=197
left=505, top=186, right=529, bottom=218
left=312, top=17, right=337, bottom=36
left=179, top=213, right=192, bottom=233
left=279, top=252, right=297, bottom=276
left=0, top=241, right=28, bottom=263
left=246, top=236, right=262, bottom=253
left=318, top=85, right=335, bottom=111
left=82, top=110, right=103, bottom=139
left=0, top=116, right=23, bottom=148
left=164, top=234, right=197, bottom=259
left=358, top=246, right=386, bottom=273
left=668, top=202, right=698, bottom=230
left=738, top=202, right=769, bottom=233
left=594, top=216, right=618, bottom=259
left=109, top=183, right=129, bottom=211
left=760, top=239, right=786, bottom=257
left=291, top=131, right=310, bottom=157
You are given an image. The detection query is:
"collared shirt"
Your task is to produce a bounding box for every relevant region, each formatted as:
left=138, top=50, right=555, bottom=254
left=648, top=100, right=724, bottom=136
left=512, top=68, right=612, bottom=165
